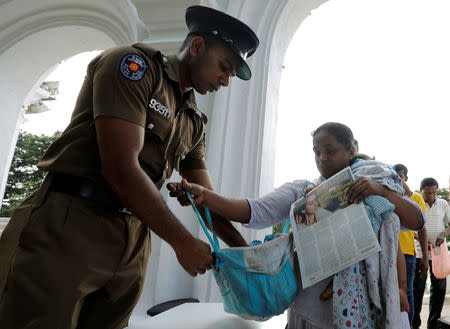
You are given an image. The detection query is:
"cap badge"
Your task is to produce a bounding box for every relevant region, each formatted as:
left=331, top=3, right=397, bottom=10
left=120, top=53, right=147, bottom=81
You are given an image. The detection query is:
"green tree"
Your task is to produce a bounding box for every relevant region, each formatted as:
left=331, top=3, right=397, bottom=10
left=0, top=131, right=61, bottom=217
left=437, top=188, right=449, bottom=202
left=272, top=220, right=290, bottom=234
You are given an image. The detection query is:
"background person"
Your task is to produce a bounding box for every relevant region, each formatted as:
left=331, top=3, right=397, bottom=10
left=0, top=6, right=259, bottom=329
left=169, top=122, right=425, bottom=328
left=394, top=163, right=429, bottom=326
left=412, top=177, right=450, bottom=329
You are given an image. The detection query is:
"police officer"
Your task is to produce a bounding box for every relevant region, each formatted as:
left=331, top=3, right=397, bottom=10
left=0, top=5, right=259, bottom=329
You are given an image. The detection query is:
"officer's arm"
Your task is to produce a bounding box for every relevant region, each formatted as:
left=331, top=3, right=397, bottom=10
left=95, top=116, right=213, bottom=276
left=180, top=168, right=248, bottom=247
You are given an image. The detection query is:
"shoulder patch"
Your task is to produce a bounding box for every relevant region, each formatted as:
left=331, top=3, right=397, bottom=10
left=119, top=53, right=147, bottom=81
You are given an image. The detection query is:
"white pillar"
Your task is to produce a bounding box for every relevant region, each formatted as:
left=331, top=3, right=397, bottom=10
left=188, top=0, right=329, bottom=303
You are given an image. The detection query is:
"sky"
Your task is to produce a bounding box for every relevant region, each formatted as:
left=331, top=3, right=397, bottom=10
left=21, top=0, right=450, bottom=192
left=274, top=0, right=450, bottom=192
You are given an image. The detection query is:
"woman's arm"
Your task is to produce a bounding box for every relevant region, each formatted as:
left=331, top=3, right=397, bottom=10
left=168, top=179, right=251, bottom=223
left=167, top=179, right=306, bottom=228
left=346, top=177, right=424, bottom=230
left=177, top=169, right=248, bottom=247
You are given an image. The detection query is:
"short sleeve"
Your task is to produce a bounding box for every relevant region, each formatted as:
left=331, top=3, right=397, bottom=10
left=411, top=192, right=427, bottom=213
left=91, top=46, right=158, bottom=127
left=179, top=133, right=207, bottom=170
left=399, top=195, right=426, bottom=231
left=443, top=199, right=450, bottom=224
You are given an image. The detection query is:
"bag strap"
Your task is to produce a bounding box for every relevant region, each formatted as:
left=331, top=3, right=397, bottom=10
left=282, top=180, right=310, bottom=234
left=186, top=191, right=220, bottom=253
left=282, top=218, right=291, bottom=234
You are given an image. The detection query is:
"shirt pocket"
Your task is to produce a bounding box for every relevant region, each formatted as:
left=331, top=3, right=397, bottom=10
left=145, top=110, right=171, bottom=143
left=139, top=111, right=172, bottom=181
left=172, top=111, right=200, bottom=171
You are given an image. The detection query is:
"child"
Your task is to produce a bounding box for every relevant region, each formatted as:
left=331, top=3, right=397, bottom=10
left=168, top=122, right=424, bottom=328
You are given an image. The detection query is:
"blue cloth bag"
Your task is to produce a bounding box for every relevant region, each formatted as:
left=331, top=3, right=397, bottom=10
left=187, top=192, right=299, bottom=321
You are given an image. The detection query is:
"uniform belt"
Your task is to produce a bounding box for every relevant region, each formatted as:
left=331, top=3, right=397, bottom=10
left=49, top=174, right=129, bottom=213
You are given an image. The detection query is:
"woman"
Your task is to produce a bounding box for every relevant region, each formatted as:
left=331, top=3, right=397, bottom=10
left=168, top=122, right=424, bottom=328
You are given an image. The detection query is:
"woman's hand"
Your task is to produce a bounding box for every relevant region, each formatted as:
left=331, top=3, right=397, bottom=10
left=346, top=177, right=385, bottom=203
left=303, top=184, right=316, bottom=196
left=167, top=179, right=207, bottom=207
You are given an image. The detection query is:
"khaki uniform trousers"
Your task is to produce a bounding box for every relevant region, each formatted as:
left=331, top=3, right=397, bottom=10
left=0, top=176, right=151, bottom=329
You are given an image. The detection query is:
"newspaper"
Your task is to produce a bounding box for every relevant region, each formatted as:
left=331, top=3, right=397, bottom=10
left=290, top=167, right=381, bottom=289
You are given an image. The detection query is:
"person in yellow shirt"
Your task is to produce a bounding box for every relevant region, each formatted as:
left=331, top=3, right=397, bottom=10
left=395, top=164, right=429, bottom=326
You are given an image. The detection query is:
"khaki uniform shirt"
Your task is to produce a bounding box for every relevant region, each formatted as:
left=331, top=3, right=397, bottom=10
left=38, top=43, right=207, bottom=190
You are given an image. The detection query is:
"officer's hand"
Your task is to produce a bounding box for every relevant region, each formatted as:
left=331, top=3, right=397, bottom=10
left=174, top=237, right=214, bottom=277
left=346, top=177, right=384, bottom=203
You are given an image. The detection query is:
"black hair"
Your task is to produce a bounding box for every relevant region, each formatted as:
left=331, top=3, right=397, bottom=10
left=393, top=164, right=408, bottom=176
left=355, top=153, right=373, bottom=160
left=312, top=122, right=354, bottom=152
left=420, top=177, right=439, bottom=190
left=353, top=139, right=359, bottom=153
left=352, top=139, right=373, bottom=160
left=179, top=32, right=223, bottom=52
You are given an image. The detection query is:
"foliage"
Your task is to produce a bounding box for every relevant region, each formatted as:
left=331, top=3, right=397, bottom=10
left=272, top=220, right=290, bottom=234
left=437, top=188, right=449, bottom=202
left=0, top=131, right=61, bottom=217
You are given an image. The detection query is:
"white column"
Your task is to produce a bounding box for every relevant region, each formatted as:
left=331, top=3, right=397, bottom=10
left=189, top=0, right=329, bottom=303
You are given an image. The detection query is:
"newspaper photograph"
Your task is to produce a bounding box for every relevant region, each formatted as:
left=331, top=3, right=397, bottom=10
left=290, top=167, right=381, bottom=289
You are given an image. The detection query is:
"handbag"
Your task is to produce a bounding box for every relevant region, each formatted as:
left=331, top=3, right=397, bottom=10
left=430, top=243, right=450, bottom=279
left=186, top=181, right=309, bottom=320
